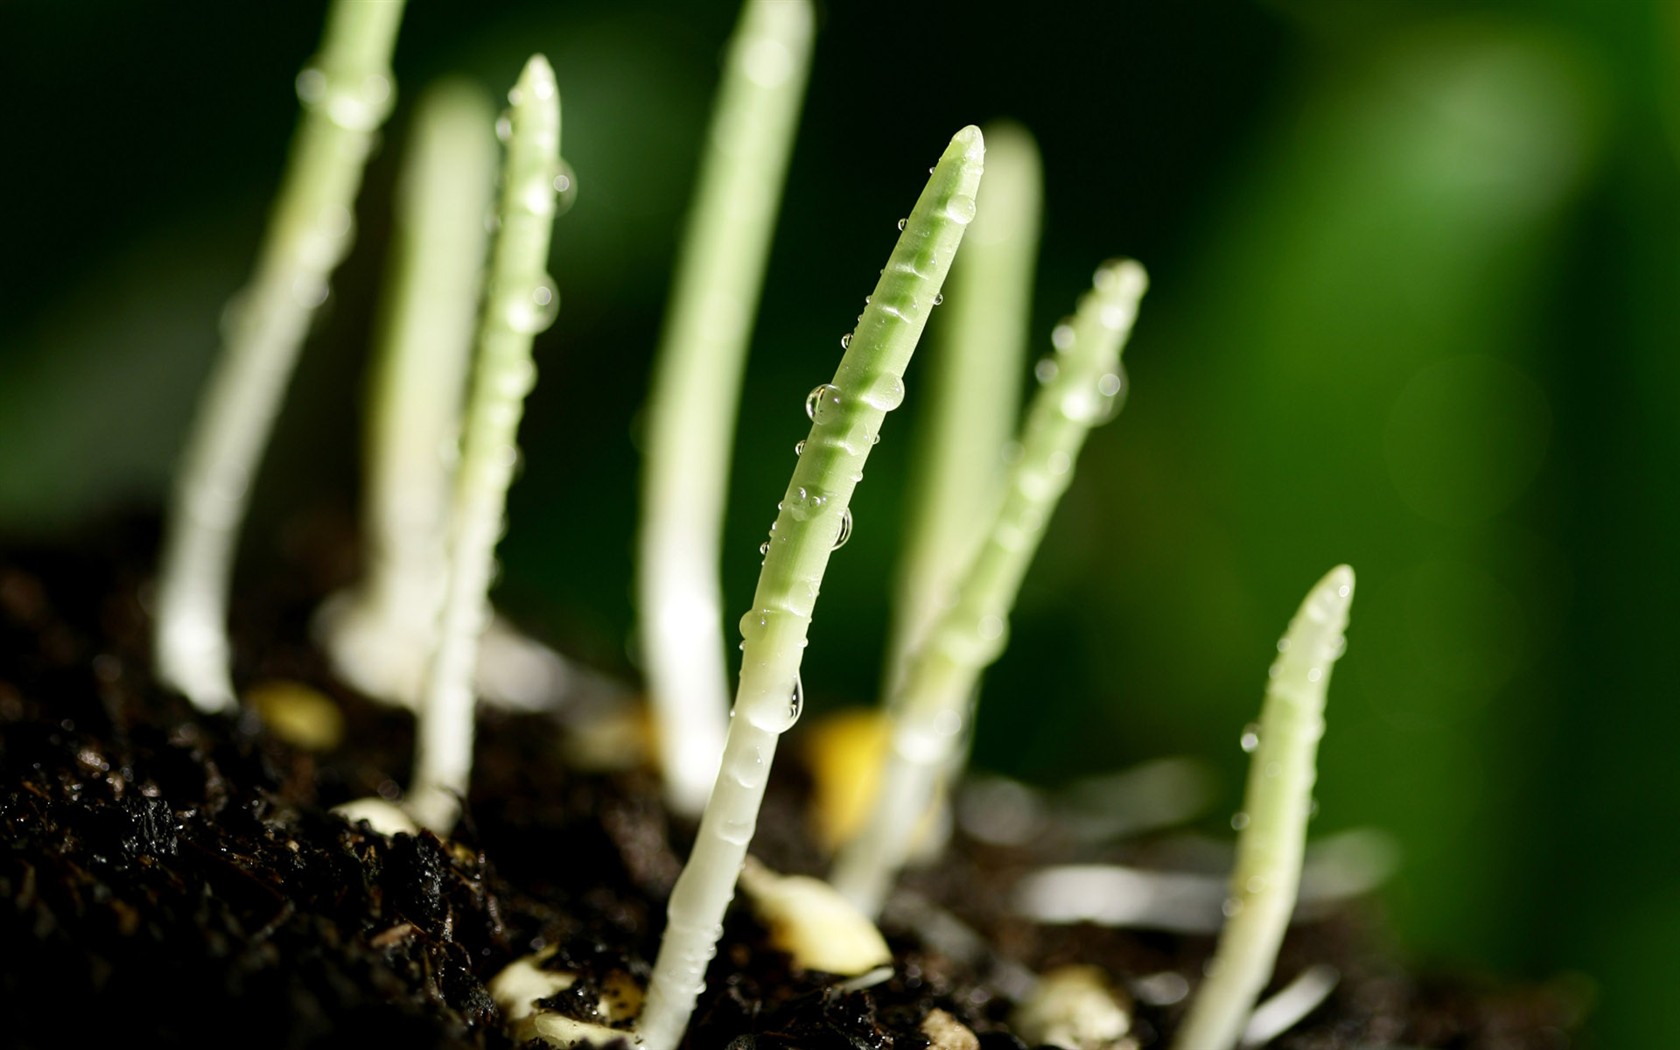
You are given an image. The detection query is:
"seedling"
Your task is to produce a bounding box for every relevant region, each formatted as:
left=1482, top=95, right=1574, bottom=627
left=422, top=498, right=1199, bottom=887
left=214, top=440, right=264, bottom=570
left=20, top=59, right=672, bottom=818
left=637, top=0, right=814, bottom=817
left=153, top=0, right=406, bottom=712
left=831, top=259, right=1148, bottom=917
left=1172, top=565, right=1356, bottom=1050
left=408, top=55, right=563, bottom=835
left=636, top=125, right=986, bottom=1050
left=313, top=79, right=496, bottom=708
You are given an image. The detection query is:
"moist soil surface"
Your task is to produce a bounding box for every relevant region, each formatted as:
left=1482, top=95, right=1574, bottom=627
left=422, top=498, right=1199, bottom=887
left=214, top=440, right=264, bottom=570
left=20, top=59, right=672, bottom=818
left=0, top=521, right=1586, bottom=1049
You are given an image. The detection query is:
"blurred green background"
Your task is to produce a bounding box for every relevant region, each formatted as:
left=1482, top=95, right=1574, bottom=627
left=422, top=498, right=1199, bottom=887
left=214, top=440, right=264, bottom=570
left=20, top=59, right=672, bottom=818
left=2, top=0, right=1675, bottom=1043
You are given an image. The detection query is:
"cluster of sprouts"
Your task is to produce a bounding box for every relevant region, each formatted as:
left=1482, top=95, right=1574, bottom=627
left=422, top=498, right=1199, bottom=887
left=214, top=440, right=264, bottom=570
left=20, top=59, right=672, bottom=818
left=151, top=1, right=1362, bottom=1048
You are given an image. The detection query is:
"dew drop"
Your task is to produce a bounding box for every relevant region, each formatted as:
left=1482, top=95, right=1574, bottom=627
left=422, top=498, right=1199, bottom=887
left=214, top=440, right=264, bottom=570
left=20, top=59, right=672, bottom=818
left=295, top=68, right=327, bottom=104
left=789, top=673, right=804, bottom=722
left=718, top=817, right=754, bottom=844
left=1051, top=322, right=1075, bottom=352
left=1240, top=723, right=1261, bottom=753
left=1307, top=667, right=1323, bottom=683
left=1035, top=359, right=1059, bottom=384
left=858, top=372, right=905, bottom=411
left=1246, top=876, right=1266, bottom=894
left=794, top=440, right=806, bottom=456
left=897, top=217, right=908, bottom=231
left=932, top=292, right=944, bottom=306
left=786, top=486, right=828, bottom=521
left=758, top=540, right=771, bottom=556
left=805, top=383, right=842, bottom=424
left=944, top=195, right=977, bottom=225
left=832, top=508, right=853, bottom=550
left=551, top=160, right=579, bottom=216
left=840, top=333, right=851, bottom=349
left=504, top=277, right=560, bottom=334
left=1222, top=897, right=1244, bottom=918
left=495, top=114, right=513, bottom=143
left=1231, top=811, right=1251, bottom=831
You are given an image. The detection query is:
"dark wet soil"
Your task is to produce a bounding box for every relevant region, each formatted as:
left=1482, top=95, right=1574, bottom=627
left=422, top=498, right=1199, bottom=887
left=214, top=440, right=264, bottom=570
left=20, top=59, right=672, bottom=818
left=0, top=521, right=1587, bottom=1049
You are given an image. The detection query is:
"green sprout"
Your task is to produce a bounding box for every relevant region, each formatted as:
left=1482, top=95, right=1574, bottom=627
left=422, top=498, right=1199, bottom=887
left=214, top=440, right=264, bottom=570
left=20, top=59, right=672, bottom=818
left=1172, top=565, right=1356, bottom=1050
left=313, top=79, right=497, bottom=709
left=831, top=259, right=1148, bottom=918
left=636, top=125, right=986, bottom=1050
left=883, top=120, right=1040, bottom=698
left=407, top=55, right=563, bottom=835
left=153, top=0, right=407, bottom=712
left=636, top=0, right=815, bottom=818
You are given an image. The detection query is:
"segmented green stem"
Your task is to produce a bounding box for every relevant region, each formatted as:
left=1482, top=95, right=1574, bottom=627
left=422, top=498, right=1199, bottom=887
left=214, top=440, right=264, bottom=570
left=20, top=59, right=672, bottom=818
left=154, top=0, right=406, bottom=712
left=407, top=56, right=562, bottom=835
left=637, top=126, right=985, bottom=1050
left=831, top=260, right=1148, bottom=917
left=318, top=80, right=497, bottom=707
left=637, top=0, right=814, bottom=817
left=1172, top=566, right=1355, bottom=1050
left=884, top=119, right=1040, bottom=697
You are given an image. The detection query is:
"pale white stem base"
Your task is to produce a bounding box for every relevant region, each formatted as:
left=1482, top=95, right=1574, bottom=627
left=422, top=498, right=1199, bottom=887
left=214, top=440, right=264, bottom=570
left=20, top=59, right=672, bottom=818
left=640, top=564, right=729, bottom=817
left=637, top=716, right=778, bottom=1050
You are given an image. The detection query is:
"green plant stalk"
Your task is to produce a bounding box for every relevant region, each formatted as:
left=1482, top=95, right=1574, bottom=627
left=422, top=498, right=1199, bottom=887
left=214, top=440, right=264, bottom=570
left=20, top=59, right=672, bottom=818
left=831, top=260, right=1148, bottom=918
left=636, top=0, right=814, bottom=818
left=637, top=126, right=985, bottom=1050
left=1172, top=565, right=1355, bottom=1050
left=407, top=56, right=562, bottom=835
left=884, top=119, right=1039, bottom=697
left=317, top=79, right=497, bottom=708
left=154, top=0, right=406, bottom=712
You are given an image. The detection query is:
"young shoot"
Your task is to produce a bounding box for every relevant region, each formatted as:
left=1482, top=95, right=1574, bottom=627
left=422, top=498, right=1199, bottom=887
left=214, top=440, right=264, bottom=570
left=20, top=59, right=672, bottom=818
left=1171, top=565, right=1355, bottom=1050
left=636, top=126, right=986, bottom=1050
left=154, top=0, right=406, bottom=712
left=637, top=0, right=815, bottom=818
left=314, top=79, right=497, bottom=709
left=884, top=119, right=1040, bottom=697
left=406, top=56, right=563, bottom=835
left=830, top=260, right=1148, bottom=918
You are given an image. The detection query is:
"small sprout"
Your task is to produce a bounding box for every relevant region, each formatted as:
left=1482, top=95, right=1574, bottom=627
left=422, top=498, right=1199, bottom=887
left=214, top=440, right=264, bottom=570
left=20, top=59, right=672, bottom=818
left=636, top=125, right=986, bottom=1050
left=637, top=0, right=816, bottom=818
left=1010, top=828, right=1397, bottom=932
left=830, top=259, right=1148, bottom=917
left=1239, top=964, right=1340, bottom=1048
left=1011, top=966, right=1135, bottom=1050
left=1171, top=566, right=1356, bottom=1050
left=407, top=55, right=564, bottom=835
left=313, top=78, right=497, bottom=709
left=153, top=0, right=407, bottom=712
left=738, top=857, right=891, bottom=976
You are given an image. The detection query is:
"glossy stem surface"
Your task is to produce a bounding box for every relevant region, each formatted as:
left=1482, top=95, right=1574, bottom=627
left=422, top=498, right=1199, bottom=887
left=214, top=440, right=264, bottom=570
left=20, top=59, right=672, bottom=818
left=637, top=126, right=986, bottom=1050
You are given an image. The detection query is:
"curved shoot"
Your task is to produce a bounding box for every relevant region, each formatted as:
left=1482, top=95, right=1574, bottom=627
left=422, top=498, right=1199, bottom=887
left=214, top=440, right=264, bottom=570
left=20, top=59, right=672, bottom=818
left=407, top=56, right=564, bottom=835
left=154, top=0, right=406, bottom=712
left=831, top=260, right=1148, bottom=918
left=637, top=0, right=815, bottom=818
left=1172, top=566, right=1355, bottom=1050
left=636, top=126, right=986, bottom=1050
